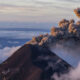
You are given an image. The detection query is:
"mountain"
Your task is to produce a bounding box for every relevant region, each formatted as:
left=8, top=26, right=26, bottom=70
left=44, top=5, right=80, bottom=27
left=1, top=18, right=80, bottom=80
left=0, top=43, right=71, bottom=80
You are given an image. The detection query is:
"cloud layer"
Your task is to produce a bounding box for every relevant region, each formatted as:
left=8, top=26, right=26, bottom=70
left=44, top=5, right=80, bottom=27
left=0, top=46, right=20, bottom=63
left=0, top=0, right=80, bottom=22
left=52, top=63, right=80, bottom=80
left=0, top=30, right=47, bottom=39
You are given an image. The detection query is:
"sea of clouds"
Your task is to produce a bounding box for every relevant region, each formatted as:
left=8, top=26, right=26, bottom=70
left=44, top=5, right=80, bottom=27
left=0, top=30, right=47, bottom=39
left=0, top=46, right=21, bottom=63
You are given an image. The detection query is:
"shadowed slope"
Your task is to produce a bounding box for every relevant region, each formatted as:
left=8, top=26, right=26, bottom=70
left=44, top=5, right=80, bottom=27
left=0, top=44, right=71, bottom=80
left=0, top=44, right=42, bottom=80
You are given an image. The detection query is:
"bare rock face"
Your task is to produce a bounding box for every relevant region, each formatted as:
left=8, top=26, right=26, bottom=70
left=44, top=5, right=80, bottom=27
left=0, top=44, right=71, bottom=80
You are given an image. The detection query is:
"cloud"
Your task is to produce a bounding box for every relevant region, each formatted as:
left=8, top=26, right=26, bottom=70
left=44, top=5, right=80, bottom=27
left=52, top=63, right=80, bottom=80
left=8, top=41, right=19, bottom=44
left=0, top=4, right=26, bottom=14
left=50, top=40, right=80, bottom=67
left=0, top=0, right=80, bottom=22
left=0, top=30, right=47, bottom=39
left=60, top=0, right=80, bottom=3
left=0, top=46, right=20, bottom=63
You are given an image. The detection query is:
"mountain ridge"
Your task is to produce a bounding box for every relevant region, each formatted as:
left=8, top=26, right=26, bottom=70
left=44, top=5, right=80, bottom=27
left=0, top=43, right=71, bottom=80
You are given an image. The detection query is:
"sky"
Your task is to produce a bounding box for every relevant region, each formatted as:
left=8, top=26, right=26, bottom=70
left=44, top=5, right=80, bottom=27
left=0, top=0, right=80, bottom=23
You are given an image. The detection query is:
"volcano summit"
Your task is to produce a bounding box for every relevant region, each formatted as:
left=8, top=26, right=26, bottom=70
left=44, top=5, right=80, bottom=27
left=0, top=18, right=80, bottom=80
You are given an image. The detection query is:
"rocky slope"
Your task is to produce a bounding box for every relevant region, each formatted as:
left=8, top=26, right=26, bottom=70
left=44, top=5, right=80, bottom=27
left=0, top=44, right=71, bottom=80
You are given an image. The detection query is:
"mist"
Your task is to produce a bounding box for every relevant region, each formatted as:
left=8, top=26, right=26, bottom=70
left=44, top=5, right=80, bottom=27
left=50, top=39, right=80, bottom=80
left=50, top=39, right=80, bottom=67
left=52, top=63, right=80, bottom=80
